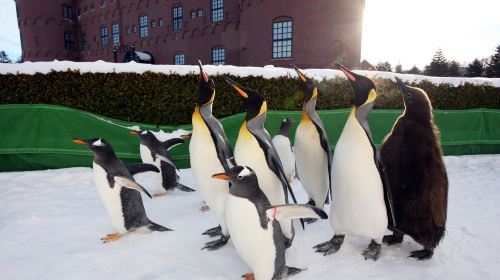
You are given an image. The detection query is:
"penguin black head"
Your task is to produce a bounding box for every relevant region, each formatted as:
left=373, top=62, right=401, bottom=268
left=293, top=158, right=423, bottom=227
left=291, top=64, right=317, bottom=102
left=395, top=77, right=433, bottom=122
left=212, top=166, right=258, bottom=189
left=335, top=63, right=377, bottom=108
left=73, top=138, right=116, bottom=158
left=224, top=77, right=266, bottom=122
left=197, top=60, right=216, bottom=106
left=277, top=118, right=295, bottom=137
left=130, top=130, right=156, bottom=145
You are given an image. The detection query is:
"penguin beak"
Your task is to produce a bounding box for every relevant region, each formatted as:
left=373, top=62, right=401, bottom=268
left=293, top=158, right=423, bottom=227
left=395, top=77, right=408, bottom=93
left=72, top=139, right=87, bottom=145
left=180, top=134, right=191, bottom=139
left=224, top=77, right=249, bottom=98
left=335, top=63, right=357, bottom=82
left=395, top=77, right=413, bottom=104
left=198, top=60, right=209, bottom=83
left=291, top=64, right=307, bottom=82
left=129, top=131, right=139, bottom=135
left=211, top=172, right=231, bottom=180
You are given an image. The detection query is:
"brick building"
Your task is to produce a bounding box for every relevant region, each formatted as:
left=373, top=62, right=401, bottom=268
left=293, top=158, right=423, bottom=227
left=15, top=0, right=365, bottom=68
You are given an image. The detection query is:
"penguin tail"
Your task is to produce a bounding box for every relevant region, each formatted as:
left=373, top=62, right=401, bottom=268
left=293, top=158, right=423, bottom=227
left=175, top=183, right=196, bottom=192
left=148, top=221, right=173, bottom=232
left=285, top=266, right=304, bottom=277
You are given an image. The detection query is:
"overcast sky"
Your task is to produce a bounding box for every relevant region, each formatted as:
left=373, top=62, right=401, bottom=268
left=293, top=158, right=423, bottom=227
left=1, top=0, right=499, bottom=68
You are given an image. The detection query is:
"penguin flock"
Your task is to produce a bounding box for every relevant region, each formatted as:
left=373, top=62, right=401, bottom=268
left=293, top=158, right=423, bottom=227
left=72, top=61, right=449, bottom=279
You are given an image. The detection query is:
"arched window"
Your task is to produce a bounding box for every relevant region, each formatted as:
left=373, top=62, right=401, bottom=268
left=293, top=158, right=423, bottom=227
left=172, top=5, right=183, bottom=30
left=211, top=47, right=225, bottom=65
left=211, top=0, right=223, bottom=23
left=174, top=51, right=185, bottom=65
left=272, top=17, right=293, bottom=59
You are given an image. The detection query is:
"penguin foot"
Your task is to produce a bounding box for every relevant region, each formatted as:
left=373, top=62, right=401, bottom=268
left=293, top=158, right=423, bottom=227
left=241, top=273, right=255, bottom=280
left=100, top=233, right=122, bottom=243
left=202, top=225, right=222, bottom=237
left=314, top=235, right=344, bottom=256
left=362, top=240, right=381, bottom=261
left=284, top=237, right=293, bottom=249
left=153, top=192, right=167, bottom=197
left=409, top=248, right=434, bottom=260
left=383, top=232, right=404, bottom=245
left=201, top=235, right=229, bottom=251
left=304, top=218, right=318, bottom=224
left=199, top=205, right=211, bottom=212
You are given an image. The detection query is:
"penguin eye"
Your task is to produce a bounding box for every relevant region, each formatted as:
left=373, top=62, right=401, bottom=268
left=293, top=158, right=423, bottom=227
left=237, top=175, right=243, bottom=180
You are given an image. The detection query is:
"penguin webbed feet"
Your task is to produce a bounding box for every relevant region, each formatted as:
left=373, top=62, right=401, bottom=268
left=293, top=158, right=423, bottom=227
left=100, top=232, right=122, bottom=243
left=313, top=235, right=344, bottom=256
left=362, top=240, right=382, bottom=261
left=383, top=232, right=404, bottom=245
left=409, top=248, right=434, bottom=260
left=241, top=273, right=255, bottom=280
left=201, top=235, right=229, bottom=251
left=152, top=191, right=167, bottom=198
left=202, top=225, right=222, bottom=237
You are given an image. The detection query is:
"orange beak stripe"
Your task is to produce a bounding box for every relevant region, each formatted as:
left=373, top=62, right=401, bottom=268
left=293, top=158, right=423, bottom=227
left=180, top=134, right=191, bottom=139
left=130, top=131, right=139, bottom=135
left=212, top=173, right=231, bottom=180
left=72, top=139, right=86, bottom=145
left=291, top=64, right=307, bottom=82
left=232, top=84, right=248, bottom=98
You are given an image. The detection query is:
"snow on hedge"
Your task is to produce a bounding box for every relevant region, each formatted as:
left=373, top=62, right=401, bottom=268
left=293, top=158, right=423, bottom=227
left=1, top=60, right=500, bottom=87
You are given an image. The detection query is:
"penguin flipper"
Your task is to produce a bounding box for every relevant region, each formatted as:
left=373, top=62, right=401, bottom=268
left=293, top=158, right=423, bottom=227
left=148, top=221, right=173, bottom=232
left=175, top=183, right=196, bottom=192
left=114, top=176, right=153, bottom=199
left=266, top=204, right=328, bottom=222
left=127, top=163, right=159, bottom=175
left=162, top=138, right=185, bottom=151
left=311, top=115, right=333, bottom=202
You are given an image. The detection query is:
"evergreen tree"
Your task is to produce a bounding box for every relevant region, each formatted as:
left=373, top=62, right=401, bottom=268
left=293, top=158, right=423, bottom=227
left=394, top=63, right=403, bottom=73
left=0, top=50, right=12, bottom=63
left=465, top=59, right=484, bottom=77
left=405, top=65, right=421, bottom=74
left=424, top=49, right=449, bottom=76
left=16, top=55, right=24, bottom=63
left=485, top=45, right=500, bottom=78
left=448, top=61, right=460, bottom=77
left=376, top=61, right=392, bottom=72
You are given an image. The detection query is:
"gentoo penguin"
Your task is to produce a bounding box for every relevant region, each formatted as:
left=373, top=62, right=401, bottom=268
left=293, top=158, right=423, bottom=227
left=73, top=138, right=171, bottom=243
left=225, top=77, right=301, bottom=249
left=212, top=166, right=327, bottom=280
left=291, top=65, right=332, bottom=210
left=130, top=130, right=195, bottom=197
left=190, top=61, right=236, bottom=250
left=271, top=118, right=296, bottom=185
left=314, top=64, right=395, bottom=261
left=381, top=78, right=448, bottom=260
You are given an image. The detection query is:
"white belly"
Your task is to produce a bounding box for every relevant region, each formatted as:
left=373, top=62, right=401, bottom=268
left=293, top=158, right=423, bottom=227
left=295, top=121, right=329, bottom=207
left=271, top=135, right=295, bottom=184
left=139, top=144, right=163, bottom=191
left=93, top=163, right=127, bottom=233
left=190, top=117, right=229, bottom=235
left=235, top=130, right=293, bottom=239
left=226, top=195, right=277, bottom=280
left=330, top=113, right=387, bottom=242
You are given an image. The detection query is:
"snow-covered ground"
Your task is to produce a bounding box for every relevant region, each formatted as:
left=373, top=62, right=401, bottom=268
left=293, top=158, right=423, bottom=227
left=1, top=154, right=499, bottom=279
left=1, top=60, right=499, bottom=87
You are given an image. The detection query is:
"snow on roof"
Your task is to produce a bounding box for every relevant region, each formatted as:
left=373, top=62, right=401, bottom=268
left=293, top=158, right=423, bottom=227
left=135, top=51, right=152, bottom=61
left=1, top=60, right=499, bottom=87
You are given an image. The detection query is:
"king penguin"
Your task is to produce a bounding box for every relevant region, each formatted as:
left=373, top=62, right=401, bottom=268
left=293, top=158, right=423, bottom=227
left=225, top=77, right=301, bottom=249
left=190, top=61, right=236, bottom=250
left=73, top=138, right=171, bottom=243
left=314, top=64, right=395, bottom=261
left=212, top=166, right=327, bottom=280
left=131, top=130, right=195, bottom=197
left=291, top=65, right=332, bottom=211
left=380, top=78, right=448, bottom=260
left=271, top=118, right=296, bottom=185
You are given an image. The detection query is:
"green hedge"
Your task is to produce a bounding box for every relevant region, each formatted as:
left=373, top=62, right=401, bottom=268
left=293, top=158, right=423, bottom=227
left=1, top=71, right=499, bottom=125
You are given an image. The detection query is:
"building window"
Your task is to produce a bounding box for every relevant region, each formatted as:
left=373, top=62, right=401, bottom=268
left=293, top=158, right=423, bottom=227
left=212, top=47, right=225, bottom=65
left=132, top=25, right=136, bottom=33
left=172, top=5, right=183, bottom=30
left=272, top=19, right=292, bottom=59
left=174, top=52, right=185, bottom=65
left=190, top=10, right=196, bottom=19
left=158, top=19, right=164, bottom=27
left=100, top=26, right=108, bottom=46
left=126, top=26, right=130, bottom=34
left=64, top=32, right=75, bottom=51
left=62, top=5, right=73, bottom=20
left=139, top=15, right=148, bottom=38
left=151, top=19, right=156, bottom=29
left=211, top=0, right=223, bottom=23
left=112, top=23, right=120, bottom=44
left=81, top=33, right=87, bottom=50
left=101, top=0, right=106, bottom=7
left=198, top=9, right=203, bottom=18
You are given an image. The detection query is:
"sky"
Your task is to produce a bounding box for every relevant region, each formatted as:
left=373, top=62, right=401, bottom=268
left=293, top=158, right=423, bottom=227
left=0, top=0, right=499, bottom=68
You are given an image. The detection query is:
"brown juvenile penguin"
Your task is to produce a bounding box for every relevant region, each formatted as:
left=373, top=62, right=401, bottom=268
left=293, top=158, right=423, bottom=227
left=380, top=77, right=448, bottom=260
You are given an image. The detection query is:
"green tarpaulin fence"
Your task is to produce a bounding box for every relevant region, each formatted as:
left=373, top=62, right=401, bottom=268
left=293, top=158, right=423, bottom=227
left=1, top=104, right=499, bottom=171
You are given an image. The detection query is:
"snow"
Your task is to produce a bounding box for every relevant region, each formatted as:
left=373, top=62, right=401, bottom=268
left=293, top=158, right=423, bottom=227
left=1, top=61, right=499, bottom=87
left=135, top=51, right=152, bottom=61
left=0, top=154, right=499, bottom=279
